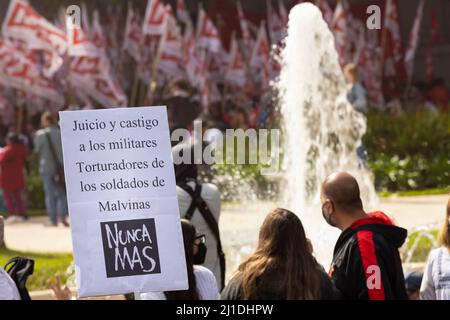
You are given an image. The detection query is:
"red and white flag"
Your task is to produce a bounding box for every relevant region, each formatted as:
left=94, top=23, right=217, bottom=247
left=66, top=15, right=98, bottom=57
left=0, top=39, right=63, bottom=104
left=208, top=53, right=225, bottom=83
left=177, top=0, right=190, bottom=24
left=348, top=18, right=365, bottom=63
left=197, top=7, right=223, bottom=54
left=331, top=0, right=352, bottom=67
left=266, top=0, right=285, bottom=44
left=426, top=8, right=439, bottom=83
left=81, top=3, right=91, bottom=35
left=2, top=0, right=67, bottom=77
left=143, top=0, right=167, bottom=36
left=66, top=16, right=127, bottom=107
left=384, top=0, right=403, bottom=63
left=156, top=6, right=184, bottom=78
left=358, top=37, right=384, bottom=107
left=2, top=0, right=67, bottom=54
left=183, top=20, right=200, bottom=85
left=278, top=0, right=289, bottom=27
left=225, top=36, right=246, bottom=87
left=236, top=1, right=254, bottom=53
left=139, top=35, right=162, bottom=83
left=250, top=22, right=270, bottom=69
left=196, top=51, right=221, bottom=111
left=198, top=51, right=211, bottom=110
left=383, top=0, right=405, bottom=78
left=104, top=5, right=121, bottom=69
left=250, top=22, right=270, bottom=89
left=123, top=5, right=143, bottom=63
left=404, top=0, right=424, bottom=79
left=316, top=0, right=334, bottom=26
left=70, top=57, right=127, bottom=107
left=92, top=10, right=107, bottom=55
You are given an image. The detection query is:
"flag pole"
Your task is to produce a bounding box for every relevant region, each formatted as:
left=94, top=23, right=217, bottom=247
left=380, top=2, right=388, bottom=95
left=130, top=67, right=140, bottom=106
left=16, top=90, right=24, bottom=134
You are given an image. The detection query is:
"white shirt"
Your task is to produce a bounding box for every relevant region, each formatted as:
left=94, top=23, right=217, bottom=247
left=0, top=267, right=21, bottom=300
left=420, top=247, right=450, bottom=300
left=139, top=266, right=220, bottom=300
left=177, top=182, right=222, bottom=289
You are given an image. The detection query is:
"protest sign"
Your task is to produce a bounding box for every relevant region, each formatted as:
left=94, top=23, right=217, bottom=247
left=59, top=106, right=188, bottom=297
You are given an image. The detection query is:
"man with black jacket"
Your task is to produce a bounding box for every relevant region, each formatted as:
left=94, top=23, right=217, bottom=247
left=321, top=172, right=408, bottom=300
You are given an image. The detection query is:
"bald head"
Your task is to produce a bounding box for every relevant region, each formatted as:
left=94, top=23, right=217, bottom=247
left=322, top=172, right=363, bottom=212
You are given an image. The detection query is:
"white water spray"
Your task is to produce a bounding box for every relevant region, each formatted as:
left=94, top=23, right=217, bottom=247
left=278, top=3, right=378, bottom=266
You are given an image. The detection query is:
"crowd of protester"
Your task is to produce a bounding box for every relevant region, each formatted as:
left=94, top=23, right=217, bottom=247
left=0, top=112, right=67, bottom=226
left=1, top=147, right=449, bottom=300
left=0, top=61, right=449, bottom=300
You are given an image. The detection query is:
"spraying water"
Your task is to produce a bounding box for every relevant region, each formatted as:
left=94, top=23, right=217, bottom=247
left=278, top=3, right=378, bottom=266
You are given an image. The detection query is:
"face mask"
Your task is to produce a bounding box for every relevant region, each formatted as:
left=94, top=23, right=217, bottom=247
left=322, top=202, right=335, bottom=227
left=194, top=243, right=207, bottom=265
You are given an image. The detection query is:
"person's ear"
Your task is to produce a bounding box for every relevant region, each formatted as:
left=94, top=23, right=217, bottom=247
left=325, top=200, right=335, bottom=215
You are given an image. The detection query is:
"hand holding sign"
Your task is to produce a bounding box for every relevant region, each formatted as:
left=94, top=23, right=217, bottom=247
left=60, top=106, right=187, bottom=297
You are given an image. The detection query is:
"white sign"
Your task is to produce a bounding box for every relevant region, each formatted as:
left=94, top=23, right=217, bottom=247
left=59, top=106, right=188, bottom=297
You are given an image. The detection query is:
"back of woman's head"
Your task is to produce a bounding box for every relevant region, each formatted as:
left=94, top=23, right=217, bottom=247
left=165, top=220, right=199, bottom=300
left=239, top=208, right=321, bottom=300
left=258, top=208, right=308, bottom=258
left=438, top=196, right=450, bottom=251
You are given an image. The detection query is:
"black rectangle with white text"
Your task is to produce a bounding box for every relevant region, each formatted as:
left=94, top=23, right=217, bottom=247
left=100, top=219, right=161, bottom=278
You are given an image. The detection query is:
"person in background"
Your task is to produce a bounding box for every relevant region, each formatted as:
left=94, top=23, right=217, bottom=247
left=404, top=272, right=423, bottom=300
left=34, top=112, right=68, bottom=227
left=172, top=144, right=224, bottom=290
left=165, top=79, right=199, bottom=132
left=344, top=63, right=368, bottom=114
left=0, top=133, right=28, bottom=223
left=420, top=196, right=450, bottom=300
left=221, top=208, right=337, bottom=300
left=321, top=172, right=408, bottom=300
left=139, top=220, right=219, bottom=300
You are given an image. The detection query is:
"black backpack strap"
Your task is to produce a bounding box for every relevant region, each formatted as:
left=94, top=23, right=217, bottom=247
left=179, top=183, right=202, bottom=221
left=178, top=182, right=226, bottom=291
left=4, top=257, right=34, bottom=300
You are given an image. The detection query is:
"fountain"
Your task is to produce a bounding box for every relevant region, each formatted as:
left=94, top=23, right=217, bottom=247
left=278, top=3, right=378, bottom=266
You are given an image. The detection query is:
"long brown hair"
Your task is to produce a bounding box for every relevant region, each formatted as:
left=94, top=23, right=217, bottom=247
left=438, top=196, right=450, bottom=251
left=165, top=220, right=199, bottom=300
left=237, top=208, right=322, bottom=300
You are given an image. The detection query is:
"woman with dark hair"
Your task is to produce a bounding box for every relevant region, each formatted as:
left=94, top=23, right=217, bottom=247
left=139, top=220, right=219, bottom=300
left=420, top=196, right=450, bottom=300
left=221, top=209, right=337, bottom=300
